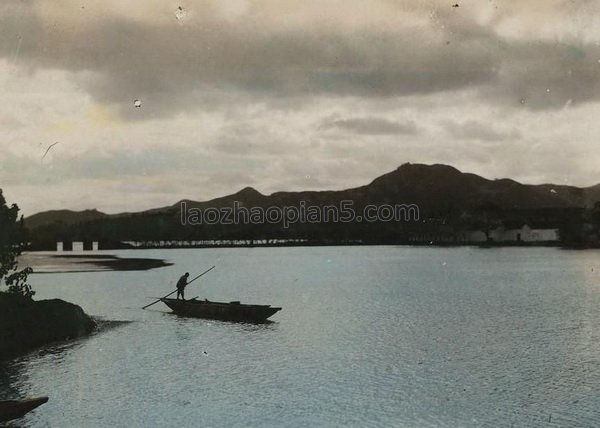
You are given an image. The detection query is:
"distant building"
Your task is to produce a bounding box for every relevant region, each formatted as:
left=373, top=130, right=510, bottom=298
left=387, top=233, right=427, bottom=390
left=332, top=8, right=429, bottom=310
left=82, top=241, right=99, bottom=251
left=55, top=240, right=99, bottom=251
left=466, top=224, right=559, bottom=243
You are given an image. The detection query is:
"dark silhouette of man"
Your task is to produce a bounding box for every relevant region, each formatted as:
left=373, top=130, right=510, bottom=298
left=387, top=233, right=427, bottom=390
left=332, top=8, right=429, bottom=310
left=176, top=272, right=190, bottom=300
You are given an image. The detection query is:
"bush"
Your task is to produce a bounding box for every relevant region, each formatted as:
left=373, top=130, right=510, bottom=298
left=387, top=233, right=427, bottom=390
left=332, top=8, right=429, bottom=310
left=0, top=189, right=34, bottom=298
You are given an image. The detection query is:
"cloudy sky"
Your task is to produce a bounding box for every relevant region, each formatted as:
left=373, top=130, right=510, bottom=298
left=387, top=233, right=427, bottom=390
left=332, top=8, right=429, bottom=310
left=2, top=0, right=600, bottom=215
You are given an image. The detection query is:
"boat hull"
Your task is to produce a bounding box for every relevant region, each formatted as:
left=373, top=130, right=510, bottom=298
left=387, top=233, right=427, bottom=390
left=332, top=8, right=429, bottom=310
left=161, top=298, right=281, bottom=323
left=0, top=397, right=48, bottom=422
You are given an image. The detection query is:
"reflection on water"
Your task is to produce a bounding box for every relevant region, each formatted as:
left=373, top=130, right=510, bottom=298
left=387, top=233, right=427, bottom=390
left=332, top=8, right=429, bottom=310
left=18, top=252, right=171, bottom=273
left=0, top=363, right=22, bottom=401
left=1, top=361, right=35, bottom=428
left=3, top=246, right=600, bottom=427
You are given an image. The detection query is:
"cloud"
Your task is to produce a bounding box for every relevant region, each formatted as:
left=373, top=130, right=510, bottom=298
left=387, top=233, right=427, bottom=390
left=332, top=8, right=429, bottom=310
left=2, top=1, right=600, bottom=216
left=442, top=120, right=521, bottom=142
left=1, top=0, right=599, bottom=120
left=319, top=116, right=420, bottom=136
left=209, top=122, right=298, bottom=157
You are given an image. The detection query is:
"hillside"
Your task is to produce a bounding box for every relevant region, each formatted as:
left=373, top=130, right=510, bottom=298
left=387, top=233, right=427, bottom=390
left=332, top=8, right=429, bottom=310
left=25, top=209, right=108, bottom=230
left=23, top=163, right=600, bottom=248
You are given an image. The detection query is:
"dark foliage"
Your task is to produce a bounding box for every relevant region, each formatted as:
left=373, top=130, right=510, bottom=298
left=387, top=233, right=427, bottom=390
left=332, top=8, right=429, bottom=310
left=0, top=190, right=34, bottom=298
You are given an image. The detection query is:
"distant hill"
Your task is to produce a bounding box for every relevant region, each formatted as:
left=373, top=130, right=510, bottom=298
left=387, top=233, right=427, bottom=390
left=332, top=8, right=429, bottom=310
left=584, top=183, right=600, bottom=207
left=24, top=209, right=108, bottom=229
left=361, top=163, right=589, bottom=211
left=161, top=163, right=596, bottom=215
left=24, top=163, right=600, bottom=248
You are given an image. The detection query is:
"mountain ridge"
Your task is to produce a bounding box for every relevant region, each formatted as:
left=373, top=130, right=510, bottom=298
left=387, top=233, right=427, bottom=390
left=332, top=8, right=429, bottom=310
left=25, top=163, right=600, bottom=229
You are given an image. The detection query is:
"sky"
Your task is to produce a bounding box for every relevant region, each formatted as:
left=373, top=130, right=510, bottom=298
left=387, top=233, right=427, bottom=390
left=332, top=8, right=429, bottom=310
left=1, top=0, right=600, bottom=215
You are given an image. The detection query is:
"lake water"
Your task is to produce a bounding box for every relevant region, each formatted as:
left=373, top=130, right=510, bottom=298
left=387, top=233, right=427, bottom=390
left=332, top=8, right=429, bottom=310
left=3, top=246, right=600, bottom=427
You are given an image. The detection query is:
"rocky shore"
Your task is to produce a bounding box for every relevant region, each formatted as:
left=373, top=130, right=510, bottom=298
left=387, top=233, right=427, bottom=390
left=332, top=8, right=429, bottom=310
left=0, top=293, right=96, bottom=360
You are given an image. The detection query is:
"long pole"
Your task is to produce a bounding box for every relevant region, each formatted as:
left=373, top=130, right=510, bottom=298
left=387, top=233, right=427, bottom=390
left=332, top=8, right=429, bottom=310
left=142, top=265, right=215, bottom=309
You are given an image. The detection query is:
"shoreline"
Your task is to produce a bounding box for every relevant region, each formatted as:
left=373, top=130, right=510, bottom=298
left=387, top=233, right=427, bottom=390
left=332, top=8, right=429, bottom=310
left=48, top=241, right=592, bottom=250
left=18, top=244, right=600, bottom=276
left=0, top=294, right=97, bottom=361
left=19, top=253, right=173, bottom=274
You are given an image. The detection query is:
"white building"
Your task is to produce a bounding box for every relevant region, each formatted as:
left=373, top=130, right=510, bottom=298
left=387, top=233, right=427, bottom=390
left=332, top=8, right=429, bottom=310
left=466, top=225, right=559, bottom=243
left=55, top=241, right=100, bottom=251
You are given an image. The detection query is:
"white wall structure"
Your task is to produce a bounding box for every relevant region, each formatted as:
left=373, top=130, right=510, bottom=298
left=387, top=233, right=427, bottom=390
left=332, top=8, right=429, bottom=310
left=56, top=241, right=63, bottom=251
left=487, top=225, right=559, bottom=242
left=521, top=227, right=560, bottom=242
left=72, top=241, right=84, bottom=251
left=92, top=241, right=99, bottom=251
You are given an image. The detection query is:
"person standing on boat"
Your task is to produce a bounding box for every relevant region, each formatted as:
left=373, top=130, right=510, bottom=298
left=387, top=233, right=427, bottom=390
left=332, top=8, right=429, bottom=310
left=176, top=272, right=190, bottom=300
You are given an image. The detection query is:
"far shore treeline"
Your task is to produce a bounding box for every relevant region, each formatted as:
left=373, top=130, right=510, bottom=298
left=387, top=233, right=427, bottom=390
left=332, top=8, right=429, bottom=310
left=20, top=164, right=600, bottom=250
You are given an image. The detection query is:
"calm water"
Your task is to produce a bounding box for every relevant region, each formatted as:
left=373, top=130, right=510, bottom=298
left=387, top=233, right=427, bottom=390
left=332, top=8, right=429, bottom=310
left=3, top=246, right=600, bottom=427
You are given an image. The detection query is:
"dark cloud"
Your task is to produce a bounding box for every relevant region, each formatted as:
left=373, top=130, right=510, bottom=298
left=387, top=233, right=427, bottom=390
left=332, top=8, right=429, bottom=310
left=2, top=1, right=600, bottom=217
left=4, top=2, right=599, bottom=119
left=481, top=41, right=600, bottom=110
left=442, top=120, right=521, bottom=142
left=320, top=116, right=420, bottom=135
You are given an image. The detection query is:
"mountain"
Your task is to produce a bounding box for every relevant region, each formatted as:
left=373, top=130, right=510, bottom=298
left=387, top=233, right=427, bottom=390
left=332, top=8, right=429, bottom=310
left=24, top=209, right=108, bottom=230
left=584, top=183, right=600, bottom=207
left=23, top=163, right=600, bottom=248
left=359, top=163, right=588, bottom=211
left=175, top=186, right=269, bottom=211
left=164, top=163, right=594, bottom=216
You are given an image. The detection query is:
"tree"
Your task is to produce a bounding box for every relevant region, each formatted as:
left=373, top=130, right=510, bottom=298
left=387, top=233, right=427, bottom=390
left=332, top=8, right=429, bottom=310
left=592, top=201, right=600, bottom=226
left=0, top=189, right=34, bottom=298
left=472, top=201, right=503, bottom=241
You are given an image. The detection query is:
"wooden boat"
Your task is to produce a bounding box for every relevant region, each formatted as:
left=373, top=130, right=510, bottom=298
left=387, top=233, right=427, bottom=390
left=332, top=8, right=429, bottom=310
left=161, top=298, right=281, bottom=323
left=0, top=396, right=48, bottom=422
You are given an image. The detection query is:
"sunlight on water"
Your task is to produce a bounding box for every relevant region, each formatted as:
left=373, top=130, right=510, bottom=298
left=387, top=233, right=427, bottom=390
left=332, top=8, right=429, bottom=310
left=3, top=246, right=600, bottom=427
